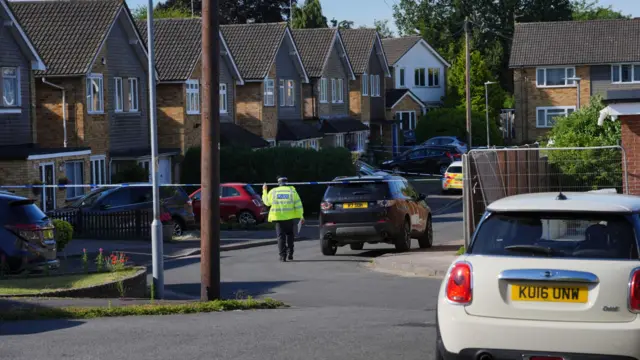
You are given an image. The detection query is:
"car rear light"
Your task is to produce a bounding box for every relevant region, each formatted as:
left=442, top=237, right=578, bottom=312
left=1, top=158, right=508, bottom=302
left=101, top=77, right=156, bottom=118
left=444, top=151, right=453, bottom=159
left=446, top=261, right=472, bottom=304
left=321, top=201, right=333, bottom=210
left=6, top=224, right=49, bottom=243
left=628, top=268, right=640, bottom=312
left=376, top=200, right=396, bottom=207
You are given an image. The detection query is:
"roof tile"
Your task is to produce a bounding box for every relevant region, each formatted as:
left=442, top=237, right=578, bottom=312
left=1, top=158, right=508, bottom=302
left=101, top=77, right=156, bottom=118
left=339, top=28, right=378, bottom=74
left=291, top=28, right=336, bottom=78
left=381, top=36, right=420, bottom=65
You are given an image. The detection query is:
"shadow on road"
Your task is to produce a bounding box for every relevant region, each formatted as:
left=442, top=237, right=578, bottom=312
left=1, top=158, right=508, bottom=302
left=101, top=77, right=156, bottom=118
left=432, top=216, right=463, bottom=223
left=0, top=299, right=84, bottom=335
left=166, top=280, right=298, bottom=299
left=290, top=258, right=368, bottom=263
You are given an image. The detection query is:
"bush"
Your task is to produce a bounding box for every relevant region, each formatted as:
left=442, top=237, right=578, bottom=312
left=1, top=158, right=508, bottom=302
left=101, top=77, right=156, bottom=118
left=415, top=107, right=504, bottom=147
left=52, top=219, right=73, bottom=252
left=181, top=146, right=356, bottom=214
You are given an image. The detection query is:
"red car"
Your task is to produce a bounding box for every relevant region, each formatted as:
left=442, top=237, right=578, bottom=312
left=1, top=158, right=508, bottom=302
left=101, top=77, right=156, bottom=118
left=190, top=183, right=268, bottom=225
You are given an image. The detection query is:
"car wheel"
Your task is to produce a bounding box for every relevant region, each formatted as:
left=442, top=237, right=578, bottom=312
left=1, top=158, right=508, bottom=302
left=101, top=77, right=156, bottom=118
left=418, top=217, right=433, bottom=249
left=395, top=219, right=411, bottom=252
left=349, top=243, right=364, bottom=251
left=321, top=237, right=338, bottom=256
left=172, top=217, right=185, bottom=236
left=237, top=210, right=257, bottom=225
left=439, top=164, right=448, bottom=175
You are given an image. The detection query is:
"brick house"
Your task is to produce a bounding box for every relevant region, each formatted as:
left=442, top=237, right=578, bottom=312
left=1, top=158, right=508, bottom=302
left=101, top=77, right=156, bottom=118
left=10, top=0, right=162, bottom=196
left=0, top=0, right=93, bottom=212
left=291, top=28, right=371, bottom=151
left=510, top=19, right=640, bottom=144
left=340, top=29, right=391, bottom=154
left=136, top=18, right=267, bottom=160
left=385, top=89, right=427, bottom=149
left=221, top=22, right=320, bottom=148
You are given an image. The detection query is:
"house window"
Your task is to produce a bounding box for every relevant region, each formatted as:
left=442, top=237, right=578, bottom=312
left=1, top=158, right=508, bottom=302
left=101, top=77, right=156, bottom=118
left=428, top=68, right=440, bottom=87
left=114, top=77, right=123, bottom=112
left=2, top=67, right=19, bottom=107
left=320, top=78, right=328, bottom=103
left=331, top=78, right=337, bottom=103
left=65, top=161, right=85, bottom=199
left=336, top=79, right=343, bottom=103
left=397, top=111, right=417, bottom=130
left=362, top=73, right=368, bottom=96
left=370, top=74, right=375, bottom=96
left=286, top=80, right=295, bottom=106
left=335, top=133, right=345, bottom=147
left=86, top=74, right=104, bottom=113
left=128, top=78, right=138, bottom=112
left=356, top=131, right=367, bottom=151
left=536, top=107, right=575, bottom=128
left=186, top=80, right=200, bottom=114
left=536, top=67, right=576, bottom=87
left=279, top=80, right=295, bottom=107
left=266, top=139, right=276, bottom=147
left=264, top=78, right=275, bottom=106
left=399, top=68, right=405, bottom=87
left=219, top=83, right=227, bottom=113
left=611, top=64, right=640, bottom=83
left=373, top=75, right=380, bottom=97
left=415, top=68, right=426, bottom=87
left=90, top=155, right=107, bottom=185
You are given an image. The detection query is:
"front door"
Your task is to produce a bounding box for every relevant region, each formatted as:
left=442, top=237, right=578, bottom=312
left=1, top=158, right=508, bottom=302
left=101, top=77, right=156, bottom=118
left=39, top=163, right=56, bottom=212
left=158, top=157, right=171, bottom=184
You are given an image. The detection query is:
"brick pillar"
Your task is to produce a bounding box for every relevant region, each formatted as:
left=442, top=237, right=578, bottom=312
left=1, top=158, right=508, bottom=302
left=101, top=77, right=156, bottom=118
left=620, top=115, right=640, bottom=195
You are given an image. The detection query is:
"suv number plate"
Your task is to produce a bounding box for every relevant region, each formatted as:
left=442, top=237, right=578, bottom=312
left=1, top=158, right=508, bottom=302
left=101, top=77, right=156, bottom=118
left=343, top=202, right=368, bottom=209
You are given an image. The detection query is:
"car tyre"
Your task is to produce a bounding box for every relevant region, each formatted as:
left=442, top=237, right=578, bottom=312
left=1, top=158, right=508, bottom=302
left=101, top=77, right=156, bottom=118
left=172, top=216, right=185, bottom=237
left=394, top=219, right=411, bottom=252
left=418, top=217, right=433, bottom=249
left=321, top=237, right=338, bottom=256
left=237, top=210, right=257, bottom=225
left=349, top=243, right=364, bottom=251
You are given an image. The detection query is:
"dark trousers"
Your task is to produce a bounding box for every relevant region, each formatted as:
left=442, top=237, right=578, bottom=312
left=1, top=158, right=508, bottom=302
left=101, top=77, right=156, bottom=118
left=275, top=219, right=295, bottom=257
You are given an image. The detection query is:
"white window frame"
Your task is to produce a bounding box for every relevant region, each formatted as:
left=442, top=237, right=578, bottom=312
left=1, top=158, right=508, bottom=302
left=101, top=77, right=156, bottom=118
left=611, top=64, right=640, bottom=84
left=536, top=67, right=576, bottom=88
left=414, top=68, right=426, bottom=87
left=331, top=78, right=337, bottom=103
left=1, top=67, right=20, bottom=107
left=370, top=74, right=375, bottom=96
left=219, top=83, right=228, bottom=113
left=398, top=67, right=406, bottom=88
left=264, top=78, right=275, bottom=106
left=279, top=79, right=285, bottom=107
left=90, top=155, right=107, bottom=185
left=373, top=75, right=380, bottom=97
left=336, top=79, right=344, bottom=103
left=86, top=73, right=104, bottom=114
left=536, top=106, right=576, bottom=128
left=286, top=80, right=295, bottom=107
left=266, top=139, right=276, bottom=147
left=362, top=73, right=368, bottom=96
left=335, top=133, right=345, bottom=147
left=186, top=80, right=200, bottom=115
left=427, top=68, right=440, bottom=87
left=128, top=77, right=139, bottom=112
left=114, top=77, right=123, bottom=112
left=65, top=161, right=85, bottom=200
left=320, top=78, right=328, bottom=103
left=356, top=131, right=368, bottom=151
left=397, top=111, right=417, bottom=130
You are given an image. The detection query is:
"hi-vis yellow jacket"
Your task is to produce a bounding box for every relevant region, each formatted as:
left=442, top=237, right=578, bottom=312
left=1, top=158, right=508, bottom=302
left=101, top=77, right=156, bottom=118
left=262, top=185, right=304, bottom=222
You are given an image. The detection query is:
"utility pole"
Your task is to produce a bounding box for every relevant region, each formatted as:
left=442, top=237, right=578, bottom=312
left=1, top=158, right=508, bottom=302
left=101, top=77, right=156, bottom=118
left=465, top=17, right=472, bottom=149
left=484, top=81, right=496, bottom=147
left=200, top=0, right=221, bottom=301
left=147, top=0, right=163, bottom=299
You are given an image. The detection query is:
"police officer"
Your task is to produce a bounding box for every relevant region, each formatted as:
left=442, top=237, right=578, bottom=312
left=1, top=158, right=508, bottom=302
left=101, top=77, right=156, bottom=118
left=262, top=177, right=304, bottom=262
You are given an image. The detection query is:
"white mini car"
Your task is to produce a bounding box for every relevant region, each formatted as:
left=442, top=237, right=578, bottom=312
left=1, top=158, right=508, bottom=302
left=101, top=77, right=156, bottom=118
left=437, top=192, right=640, bottom=360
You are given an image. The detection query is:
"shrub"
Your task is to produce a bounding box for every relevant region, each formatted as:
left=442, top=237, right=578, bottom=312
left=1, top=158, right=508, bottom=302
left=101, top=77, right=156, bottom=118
left=181, top=146, right=356, bottom=213
left=415, top=107, right=503, bottom=146
left=52, top=219, right=73, bottom=252
left=112, top=163, right=148, bottom=183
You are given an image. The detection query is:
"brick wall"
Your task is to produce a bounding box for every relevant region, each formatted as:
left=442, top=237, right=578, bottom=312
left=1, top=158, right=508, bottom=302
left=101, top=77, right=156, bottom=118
left=621, top=115, right=640, bottom=195
left=157, top=83, right=186, bottom=151
left=263, top=62, right=278, bottom=140
left=389, top=95, right=423, bottom=120
left=349, top=76, right=363, bottom=121
left=513, top=66, right=591, bottom=143
left=86, top=44, right=110, bottom=157
left=236, top=83, right=264, bottom=137
left=35, top=78, right=84, bottom=149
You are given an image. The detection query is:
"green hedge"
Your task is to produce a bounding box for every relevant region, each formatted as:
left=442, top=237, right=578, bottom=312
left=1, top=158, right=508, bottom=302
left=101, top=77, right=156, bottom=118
left=181, top=146, right=356, bottom=214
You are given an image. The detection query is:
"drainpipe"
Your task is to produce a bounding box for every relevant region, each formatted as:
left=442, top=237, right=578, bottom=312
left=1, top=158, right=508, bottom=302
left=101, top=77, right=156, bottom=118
left=42, top=78, right=67, bottom=148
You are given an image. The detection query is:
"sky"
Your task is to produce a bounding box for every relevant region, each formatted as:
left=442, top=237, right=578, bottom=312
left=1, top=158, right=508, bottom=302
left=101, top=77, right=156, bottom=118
left=125, top=0, right=640, bottom=36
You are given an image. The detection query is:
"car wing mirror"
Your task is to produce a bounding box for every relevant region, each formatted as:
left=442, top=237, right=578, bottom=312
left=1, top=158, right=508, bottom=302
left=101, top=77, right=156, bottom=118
left=418, top=193, right=427, bottom=201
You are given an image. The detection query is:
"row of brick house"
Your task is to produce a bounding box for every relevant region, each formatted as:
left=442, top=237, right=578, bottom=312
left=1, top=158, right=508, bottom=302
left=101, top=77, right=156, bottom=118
left=0, top=0, right=450, bottom=212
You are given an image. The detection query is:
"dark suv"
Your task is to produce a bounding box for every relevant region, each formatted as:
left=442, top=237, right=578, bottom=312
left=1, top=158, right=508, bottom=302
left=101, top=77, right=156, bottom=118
left=319, top=175, right=433, bottom=255
left=58, top=185, right=196, bottom=236
left=379, top=145, right=459, bottom=175
left=0, top=192, right=59, bottom=273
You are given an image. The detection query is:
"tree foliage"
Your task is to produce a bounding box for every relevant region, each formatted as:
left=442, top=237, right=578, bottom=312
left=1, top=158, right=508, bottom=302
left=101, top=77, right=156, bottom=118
left=415, top=107, right=503, bottom=147
left=330, top=18, right=354, bottom=29
left=150, top=0, right=295, bottom=24
left=132, top=5, right=192, bottom=20
left=373, top=19, right=394, bottom=38
left=571, top=0, right=629, bottom=20
left=291, top=0, right=328, bottom=29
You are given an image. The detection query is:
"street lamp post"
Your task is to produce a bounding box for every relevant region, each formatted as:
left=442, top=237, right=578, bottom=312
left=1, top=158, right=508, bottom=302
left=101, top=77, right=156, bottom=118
left=484, top=81, right=496, bottom=147
left=566, top=76, right=582, bottom=109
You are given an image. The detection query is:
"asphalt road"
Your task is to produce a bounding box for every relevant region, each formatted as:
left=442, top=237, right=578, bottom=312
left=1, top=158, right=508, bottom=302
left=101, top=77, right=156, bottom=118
left=0, top=189, right=462, bottom=360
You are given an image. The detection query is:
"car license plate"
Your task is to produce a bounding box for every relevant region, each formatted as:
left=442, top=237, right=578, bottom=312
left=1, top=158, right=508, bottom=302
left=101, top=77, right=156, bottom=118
left=43, top=229, right=54, bottom=239
left=343, top=202, right=368, bottom=209
left=511, top=284, right=588, bottom=303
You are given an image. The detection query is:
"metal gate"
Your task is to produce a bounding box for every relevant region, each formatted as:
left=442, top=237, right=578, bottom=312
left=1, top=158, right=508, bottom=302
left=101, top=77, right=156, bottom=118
left=462, top=145, right=629, bottom=246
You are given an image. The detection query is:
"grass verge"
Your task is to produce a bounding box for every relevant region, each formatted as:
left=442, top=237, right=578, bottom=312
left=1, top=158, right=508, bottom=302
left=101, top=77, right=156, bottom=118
left=0, top=269, right=139, bottom=296
left=0, top=298, right=285, bottom=321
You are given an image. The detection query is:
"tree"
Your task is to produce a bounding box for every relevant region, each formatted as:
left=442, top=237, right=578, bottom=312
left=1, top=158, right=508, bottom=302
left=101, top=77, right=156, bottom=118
left=154, top=0, right=296, bottom=24
left=291, top=0, right=328, bottom=29
left=132, top=5, right=192, bottom=20
left=330, top=18, right=354, bottom=29
left=571, top=0, right=629, bottom=20
left=415, top=107, right=503, bottom=147
left=373, top=19, right=394, bottom=38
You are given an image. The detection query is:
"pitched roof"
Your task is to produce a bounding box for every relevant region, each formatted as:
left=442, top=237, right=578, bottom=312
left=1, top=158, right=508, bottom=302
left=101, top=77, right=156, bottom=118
left=340, top=28, right=389, bottom=75
left=220, top=22, right=288, bottom=80
left=277, top=120, right=324, bottom=142
left=320, top=118, right=369, bottom=134
left=291, top=28, right=337, bottom=78
left=136, top=18, right=201, bottom=82
left=381, top=36, right=421, bottom=65
left=386, top=89, right=426, bottom=109
left=0, top=0, right=45, bottom=70
left=220, top=123, right=269, bottom=148
left=9, top=0, right=125, bottom=76
left=509, top=19, right=640, bottom=67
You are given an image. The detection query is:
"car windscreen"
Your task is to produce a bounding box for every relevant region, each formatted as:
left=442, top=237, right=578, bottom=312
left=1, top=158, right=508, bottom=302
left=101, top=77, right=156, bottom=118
left=470, top=212, right=639, bottom=260
left=447, top=166, right=462, bottom=174
left=324, top=182, right=390, bottom=200
left=8, top=200, right=48, bottom=223
left=70, top=188, right=110, bottom=208
left=244, top=185, right=257, bottom=196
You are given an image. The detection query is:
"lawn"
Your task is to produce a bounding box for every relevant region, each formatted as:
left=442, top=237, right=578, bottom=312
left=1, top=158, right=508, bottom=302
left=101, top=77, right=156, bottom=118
left=0, top=269, right=139, bottom=295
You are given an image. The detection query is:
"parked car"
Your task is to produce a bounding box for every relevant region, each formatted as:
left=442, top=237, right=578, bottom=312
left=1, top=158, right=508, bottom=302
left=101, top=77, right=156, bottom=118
left=190, top=183, right=268, bottom=225
left=0, top=192, right=59, bottom=273
left=436, top=192, right=640, bottom=359
left=355, top=160, right=389, bottom=176
left=379, top=146, right=458, bottom=175
left=55, top=184, right=195, bottom=236
left=422, top=136, right=468, bottom=153
left=319, top=175, right=432, bottom=255
left=442, top=161, right=463, bottom=193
